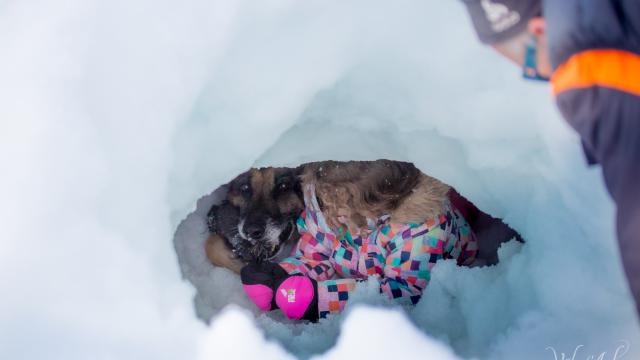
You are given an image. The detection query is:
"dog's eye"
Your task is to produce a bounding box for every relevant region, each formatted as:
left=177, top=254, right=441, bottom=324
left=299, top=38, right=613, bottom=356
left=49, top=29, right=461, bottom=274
left=239, top=184, right=250, bottom=193
left=278, top=182, right=289, bottom=192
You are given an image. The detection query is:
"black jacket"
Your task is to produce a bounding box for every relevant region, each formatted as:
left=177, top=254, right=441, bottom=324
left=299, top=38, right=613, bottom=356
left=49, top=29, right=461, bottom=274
left=545, top=1, right=640, bottom=318
left=464, top=0, right=640, bottom=317
left=545, top=0, right=640, bottom=69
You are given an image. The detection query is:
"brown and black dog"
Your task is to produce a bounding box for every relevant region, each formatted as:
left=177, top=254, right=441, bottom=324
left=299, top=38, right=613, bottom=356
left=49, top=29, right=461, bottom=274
left=205, top=160, right=521, bottom=273
left=205, top=167, right=304, bottom=273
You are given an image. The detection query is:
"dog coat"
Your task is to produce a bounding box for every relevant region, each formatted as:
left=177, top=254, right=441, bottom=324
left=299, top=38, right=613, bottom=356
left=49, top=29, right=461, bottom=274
left=279, top=184, right=478, bottom=319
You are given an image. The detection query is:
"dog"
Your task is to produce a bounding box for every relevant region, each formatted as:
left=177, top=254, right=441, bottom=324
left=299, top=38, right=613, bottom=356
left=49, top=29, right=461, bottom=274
left=205, top=160, right=520, bottom=273
left=205, top=167, right=304, bottom=274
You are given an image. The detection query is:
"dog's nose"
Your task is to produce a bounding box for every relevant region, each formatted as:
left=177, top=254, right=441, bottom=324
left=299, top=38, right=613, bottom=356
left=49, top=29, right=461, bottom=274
left=245, top=225, right=264, bottom=240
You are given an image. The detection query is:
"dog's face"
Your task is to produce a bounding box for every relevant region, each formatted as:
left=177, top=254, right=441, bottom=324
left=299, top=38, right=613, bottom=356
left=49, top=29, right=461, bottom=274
left=208, top=167, right=303, bottom=263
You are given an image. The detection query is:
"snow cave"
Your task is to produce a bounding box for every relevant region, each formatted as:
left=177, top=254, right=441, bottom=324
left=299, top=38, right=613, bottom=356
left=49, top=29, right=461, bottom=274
left=3, top=1, right=639, bottom=359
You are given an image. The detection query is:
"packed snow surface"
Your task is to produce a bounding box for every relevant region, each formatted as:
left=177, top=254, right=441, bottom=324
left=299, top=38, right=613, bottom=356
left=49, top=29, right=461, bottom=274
left=2, top=0, right=639, bottom=359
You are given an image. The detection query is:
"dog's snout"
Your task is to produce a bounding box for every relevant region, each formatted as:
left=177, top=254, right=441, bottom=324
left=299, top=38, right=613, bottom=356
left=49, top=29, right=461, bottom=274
left=244, top=223, right=265, bottom=240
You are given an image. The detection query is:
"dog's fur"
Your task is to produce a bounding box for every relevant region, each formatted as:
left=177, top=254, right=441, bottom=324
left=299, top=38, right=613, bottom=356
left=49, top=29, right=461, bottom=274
left=301, top=160, right=451, bottom=236
left=205, top=167, right=304, bottom=273
left=205, top=234, right=245, bottom=274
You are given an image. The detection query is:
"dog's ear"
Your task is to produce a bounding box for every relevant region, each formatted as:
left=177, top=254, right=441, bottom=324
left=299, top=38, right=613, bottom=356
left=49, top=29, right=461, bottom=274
left=292, top=164, right=305, bottom=178
left=206, top=204, right=220, bottom=234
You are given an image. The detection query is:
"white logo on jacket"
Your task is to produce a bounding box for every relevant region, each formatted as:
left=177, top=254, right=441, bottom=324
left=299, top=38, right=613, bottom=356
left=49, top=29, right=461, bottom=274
left=481, top=0, right=521, bottom=32
left=280, top=288, right=296, bottom=303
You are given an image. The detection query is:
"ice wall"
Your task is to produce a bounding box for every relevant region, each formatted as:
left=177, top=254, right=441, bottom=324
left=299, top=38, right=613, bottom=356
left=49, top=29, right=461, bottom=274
left=2, top=0, right=639, bottom=359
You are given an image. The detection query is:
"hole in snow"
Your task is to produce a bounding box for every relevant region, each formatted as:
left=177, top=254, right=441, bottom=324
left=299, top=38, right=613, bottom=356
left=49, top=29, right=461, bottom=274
left=173, top=159, right=523, bottom=357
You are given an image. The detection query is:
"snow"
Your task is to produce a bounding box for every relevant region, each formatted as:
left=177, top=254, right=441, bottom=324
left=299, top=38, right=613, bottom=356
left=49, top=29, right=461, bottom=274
left=1, top=0, right=639, bottom=359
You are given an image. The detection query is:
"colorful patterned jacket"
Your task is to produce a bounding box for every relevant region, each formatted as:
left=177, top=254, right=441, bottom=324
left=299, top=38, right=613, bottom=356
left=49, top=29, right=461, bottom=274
left=279, top=184, right=478, bottom=319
